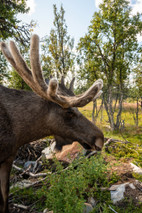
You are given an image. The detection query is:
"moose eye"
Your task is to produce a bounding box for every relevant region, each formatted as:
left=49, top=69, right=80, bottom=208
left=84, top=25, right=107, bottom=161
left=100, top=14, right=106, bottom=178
left=64, top=108, right=76, bottom=120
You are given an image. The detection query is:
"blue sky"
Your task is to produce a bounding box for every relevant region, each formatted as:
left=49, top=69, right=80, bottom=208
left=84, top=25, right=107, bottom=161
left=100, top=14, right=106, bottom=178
left=18, top=0, right=142, bottom=45
left=18, top=0, right=98, bottom=45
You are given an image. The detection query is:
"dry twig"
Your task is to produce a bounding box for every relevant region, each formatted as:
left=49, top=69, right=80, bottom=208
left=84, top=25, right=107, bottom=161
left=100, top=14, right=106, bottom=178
left=12, top=164, right=50, bottom=177
left=13, top=203, right=29, bottom=210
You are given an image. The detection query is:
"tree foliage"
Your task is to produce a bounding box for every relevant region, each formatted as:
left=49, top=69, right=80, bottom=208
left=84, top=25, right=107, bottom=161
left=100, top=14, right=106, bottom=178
left=41, top=4, right=75, bottom=81
left=0, top=0, right=35, bottom=85
left=77, top=0, right=142, bottom=130
left=0, top=0, right=35, bottom=44
left=0, top=52, right=8, bottom=84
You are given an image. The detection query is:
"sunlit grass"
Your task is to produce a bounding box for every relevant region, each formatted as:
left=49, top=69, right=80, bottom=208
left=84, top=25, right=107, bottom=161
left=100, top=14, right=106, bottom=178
left=79, top=100, right=142, bottom=145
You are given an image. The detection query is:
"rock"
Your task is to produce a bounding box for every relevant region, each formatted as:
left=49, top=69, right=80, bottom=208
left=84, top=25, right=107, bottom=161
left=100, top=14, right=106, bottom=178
left=42, top=141, right=83, bottom=163
left=88, top=197, right=96, bottom=207
left=24, top=161, right=36, bottom=171
left=23, top=160, right=43, bottom=173
left=130, top=163, right=142, bottom=175
left=110, top=183, right=128, bottom=204
left=129, top=182, right=136, bottom=189
left=83, top=203, right=93, bottom=213
left=110, top=182, right=136, bottom=204
left=42, top=142, right=56, bottom=159
left=55, top=142, right=83, bottom=163
left=104, top=125, right=111, bottom=131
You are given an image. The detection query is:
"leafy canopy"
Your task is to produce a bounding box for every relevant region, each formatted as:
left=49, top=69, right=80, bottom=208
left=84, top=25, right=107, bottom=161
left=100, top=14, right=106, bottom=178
left=41, top=4, right=75, bottom=80
left=78, top=0, right=142, bottom=86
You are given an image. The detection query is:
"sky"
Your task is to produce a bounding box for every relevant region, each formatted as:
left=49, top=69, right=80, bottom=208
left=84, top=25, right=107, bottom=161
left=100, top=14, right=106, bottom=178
left=18, top=0, right=142, bottom=45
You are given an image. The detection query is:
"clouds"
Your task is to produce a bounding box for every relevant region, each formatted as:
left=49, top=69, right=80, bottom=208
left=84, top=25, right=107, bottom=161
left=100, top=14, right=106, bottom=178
left=130, top=0, right=142, bottom=15
left=26, top=0, right=36, bottom=15
left=95, top=0, right=103, bottom=8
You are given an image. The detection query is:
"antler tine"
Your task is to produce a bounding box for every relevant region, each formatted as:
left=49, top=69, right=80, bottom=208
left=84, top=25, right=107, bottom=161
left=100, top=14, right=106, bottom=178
left=9, top=41, right=39, bottom=93
left=1, top=42, right=17, bottom=69
left=69, top=77, right=75, bottom=92
left=66, top=79, right=103, bottom=107
left=1, top=35, right=103, bottom=108
left=30, top=35, right=75, bottom=106
left=47, top=79, right=71, bottom=108
left=10, top=39, right=49, bottom=98
left=1, top=41, right=37, bottom=93
left=47, top=79, right=103, bottom=108
left=30, top=34, right=48, bottom=93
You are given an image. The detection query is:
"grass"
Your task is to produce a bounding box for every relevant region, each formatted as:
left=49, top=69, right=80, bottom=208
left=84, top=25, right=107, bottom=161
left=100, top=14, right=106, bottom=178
left=79, top=100, right=142, bottom=145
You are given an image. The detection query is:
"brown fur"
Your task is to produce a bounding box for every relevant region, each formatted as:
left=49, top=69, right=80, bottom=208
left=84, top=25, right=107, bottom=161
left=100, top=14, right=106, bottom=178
left=0, top=83, right=104, bottom=213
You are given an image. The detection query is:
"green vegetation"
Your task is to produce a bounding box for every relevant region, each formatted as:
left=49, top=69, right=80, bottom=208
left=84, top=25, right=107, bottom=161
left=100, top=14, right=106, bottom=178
left=39, top=155, right=108, bottom=213
left=79, top=102, right=142, bottom=143
left=77, top=0, right=142, bottom=130
left=11, top=155, right=108, bottom=212
left=11, top=152, right=142, bottom=212
left=0, top=0, right=33, bottom=44
left=41, top=4, right=75, bottom=80
left=0, top=0, right=35, bottom=85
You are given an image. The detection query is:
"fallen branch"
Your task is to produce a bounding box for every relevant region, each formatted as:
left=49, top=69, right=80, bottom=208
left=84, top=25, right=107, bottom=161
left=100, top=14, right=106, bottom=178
left=13, top=203, right=29, bottom=210
left=104, top=138, right=131, bottom=147
left=86, top=150, right=97, bottom=158
left=9, top=177, right=47, bottom=199
left=33, top=155, right=42, bottom=173
left=12, top=164, right=50, bottom=177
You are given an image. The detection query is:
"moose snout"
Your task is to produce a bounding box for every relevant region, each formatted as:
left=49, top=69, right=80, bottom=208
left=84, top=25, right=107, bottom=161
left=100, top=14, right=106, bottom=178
left=90, top=136, right=104, bottom=151
left=94, top=138, right=104, bottom=151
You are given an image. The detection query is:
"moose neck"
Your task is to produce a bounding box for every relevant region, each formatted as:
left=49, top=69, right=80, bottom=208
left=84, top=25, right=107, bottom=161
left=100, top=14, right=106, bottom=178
left=0, top=85, right=53, bottom=147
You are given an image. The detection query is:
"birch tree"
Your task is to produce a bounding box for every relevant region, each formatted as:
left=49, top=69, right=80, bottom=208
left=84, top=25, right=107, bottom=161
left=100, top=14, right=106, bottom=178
left=77, top=0, right=142, bottom=130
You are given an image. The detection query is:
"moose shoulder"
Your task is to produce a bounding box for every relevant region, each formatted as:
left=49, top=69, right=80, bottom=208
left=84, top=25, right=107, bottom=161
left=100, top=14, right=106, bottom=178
left=0, top=34, right=104, bottom=213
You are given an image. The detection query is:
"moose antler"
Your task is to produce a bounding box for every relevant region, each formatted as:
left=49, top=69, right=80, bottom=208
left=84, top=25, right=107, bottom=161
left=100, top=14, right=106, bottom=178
left=1, top=34, right=103, bottom=108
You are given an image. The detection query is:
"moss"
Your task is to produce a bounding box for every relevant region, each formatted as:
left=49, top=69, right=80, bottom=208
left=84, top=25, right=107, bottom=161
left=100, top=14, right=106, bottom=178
left=132, top=173, right=142, bottom=182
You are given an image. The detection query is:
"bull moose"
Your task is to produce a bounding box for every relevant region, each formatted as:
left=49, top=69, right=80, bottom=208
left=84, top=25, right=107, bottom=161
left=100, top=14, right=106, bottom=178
left=0, top=34, right=104, bottom=213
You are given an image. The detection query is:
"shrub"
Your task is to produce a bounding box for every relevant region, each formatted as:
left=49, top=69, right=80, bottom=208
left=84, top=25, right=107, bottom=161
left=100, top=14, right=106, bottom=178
left=37, top=154, right=108, bottom=213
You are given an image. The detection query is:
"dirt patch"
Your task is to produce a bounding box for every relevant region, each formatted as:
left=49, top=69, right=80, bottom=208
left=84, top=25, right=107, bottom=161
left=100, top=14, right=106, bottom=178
left=111, top=162, right=133, bottom=182
left=105, top=155, right=134, bottom=182
left=106, top=155, right=142, bottom=208
left=125, top=181, right=142, bottom=205
left=115, top=180, right=142, bottom=209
